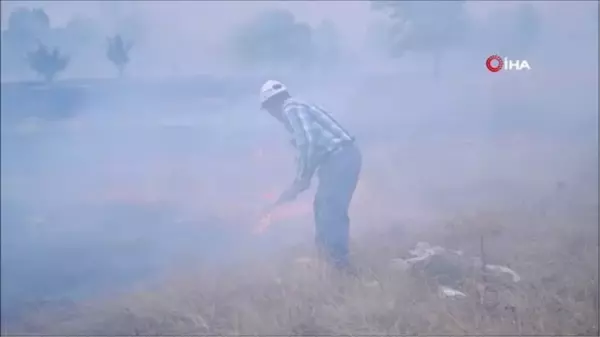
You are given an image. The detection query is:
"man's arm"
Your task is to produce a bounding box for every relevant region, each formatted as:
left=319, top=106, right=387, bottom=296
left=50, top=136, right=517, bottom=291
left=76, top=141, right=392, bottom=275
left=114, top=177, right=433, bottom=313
left=270, top=104, right=316, bottom=205
left=284, top=103, right=316, bottom=183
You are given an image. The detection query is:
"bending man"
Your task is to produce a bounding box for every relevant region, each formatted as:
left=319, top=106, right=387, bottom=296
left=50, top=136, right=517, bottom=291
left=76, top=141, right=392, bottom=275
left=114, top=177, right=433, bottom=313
left=260, top=80, right=362, bottom=269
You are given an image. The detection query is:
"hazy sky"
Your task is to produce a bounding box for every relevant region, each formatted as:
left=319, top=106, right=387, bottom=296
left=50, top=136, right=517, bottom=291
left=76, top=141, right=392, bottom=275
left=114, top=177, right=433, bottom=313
left=0, top=1, right=373, bottom=49
left=1, top=1, right=597, bottom=77
left=3, top=1, right=594, bottom=36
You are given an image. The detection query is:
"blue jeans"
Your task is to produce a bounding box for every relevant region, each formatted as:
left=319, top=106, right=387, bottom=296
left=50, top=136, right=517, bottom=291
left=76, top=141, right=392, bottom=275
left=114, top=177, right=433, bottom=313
left=314, top=142, right=362, bottom=269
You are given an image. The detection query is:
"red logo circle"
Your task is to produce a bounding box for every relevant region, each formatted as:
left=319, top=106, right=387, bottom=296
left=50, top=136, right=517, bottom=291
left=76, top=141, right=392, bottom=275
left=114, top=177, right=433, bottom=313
left=486, top=55, right=503, bottom=72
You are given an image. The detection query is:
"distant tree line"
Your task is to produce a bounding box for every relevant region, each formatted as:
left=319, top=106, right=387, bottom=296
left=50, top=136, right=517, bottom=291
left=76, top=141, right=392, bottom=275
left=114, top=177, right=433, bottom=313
left=1, top=4, right=547, bottom=83
left=229, top=9, right=343, bottom=75
left=369, top=1, right=541, bottom=79
left=228, top=4, right=545, bottom=79
left=1, top=7, right=134, bottom=83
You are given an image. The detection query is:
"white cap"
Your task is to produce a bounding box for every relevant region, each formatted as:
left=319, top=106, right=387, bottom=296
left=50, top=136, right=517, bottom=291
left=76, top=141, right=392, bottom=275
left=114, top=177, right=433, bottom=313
left=260, top=80, right=287, bottom=105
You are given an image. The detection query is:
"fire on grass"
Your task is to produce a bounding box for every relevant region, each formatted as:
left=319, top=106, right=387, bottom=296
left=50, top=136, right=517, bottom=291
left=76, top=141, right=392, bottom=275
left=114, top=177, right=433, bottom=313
left=250, top=172, right=380, bottom=235
left=253, top=189, right=312, bottom=234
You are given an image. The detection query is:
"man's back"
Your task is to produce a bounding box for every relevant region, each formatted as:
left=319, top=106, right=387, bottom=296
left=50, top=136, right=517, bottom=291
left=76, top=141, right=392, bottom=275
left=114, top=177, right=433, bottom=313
left=281, top=98, right=353, bottom=156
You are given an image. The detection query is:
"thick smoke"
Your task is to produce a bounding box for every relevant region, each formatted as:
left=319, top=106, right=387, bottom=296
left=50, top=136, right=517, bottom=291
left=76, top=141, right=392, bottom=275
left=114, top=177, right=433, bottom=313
left=1, top=0, right=597, bottom=326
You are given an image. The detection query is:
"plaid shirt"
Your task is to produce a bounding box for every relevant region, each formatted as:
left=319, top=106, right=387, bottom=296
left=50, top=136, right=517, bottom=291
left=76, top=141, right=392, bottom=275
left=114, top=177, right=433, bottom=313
left=281, top=98, right=354, bottom=182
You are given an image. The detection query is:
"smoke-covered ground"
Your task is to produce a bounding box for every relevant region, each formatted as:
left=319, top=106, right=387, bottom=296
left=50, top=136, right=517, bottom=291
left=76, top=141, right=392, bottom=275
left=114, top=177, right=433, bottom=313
left=1, top=1, right=598, bottom=335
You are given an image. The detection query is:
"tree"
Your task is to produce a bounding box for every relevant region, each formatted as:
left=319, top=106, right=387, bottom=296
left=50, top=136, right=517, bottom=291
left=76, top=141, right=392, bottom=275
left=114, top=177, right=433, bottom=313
left=1, top=7, right=52, bottom=79
left=371, top=1, right=469, bottom=78
left=1, top=7, right=107, bottom=81
left=231, top=9, right=314, bottom=71
left=106, top=34, right=134, bottom=77
left=7, top=7, right=50, bottom=37
left=26, top=43, right=69, bottom=82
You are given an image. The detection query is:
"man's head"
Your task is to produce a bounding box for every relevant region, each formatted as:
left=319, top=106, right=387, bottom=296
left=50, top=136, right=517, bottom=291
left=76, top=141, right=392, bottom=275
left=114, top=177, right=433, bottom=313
left=260, top=80, right=290, bottom=120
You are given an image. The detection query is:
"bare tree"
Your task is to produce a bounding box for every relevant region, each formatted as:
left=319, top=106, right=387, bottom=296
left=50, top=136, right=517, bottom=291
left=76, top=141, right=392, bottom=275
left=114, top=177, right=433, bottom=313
left=107, top=34, right=133, bottom=77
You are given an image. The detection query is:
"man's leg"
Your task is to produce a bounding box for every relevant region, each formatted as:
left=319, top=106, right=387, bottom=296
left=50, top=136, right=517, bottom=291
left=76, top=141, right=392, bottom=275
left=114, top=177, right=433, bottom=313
left=314, top=144, right=362, bottom=269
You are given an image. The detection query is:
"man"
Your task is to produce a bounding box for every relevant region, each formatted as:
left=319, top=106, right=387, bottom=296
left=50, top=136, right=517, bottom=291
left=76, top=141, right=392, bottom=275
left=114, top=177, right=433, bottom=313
left=260, top=79, right=362, bottom=269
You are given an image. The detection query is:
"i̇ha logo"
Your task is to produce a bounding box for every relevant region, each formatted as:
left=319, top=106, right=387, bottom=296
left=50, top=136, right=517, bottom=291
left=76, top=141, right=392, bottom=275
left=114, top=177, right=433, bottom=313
left=486, top=55, right=531, bottom=72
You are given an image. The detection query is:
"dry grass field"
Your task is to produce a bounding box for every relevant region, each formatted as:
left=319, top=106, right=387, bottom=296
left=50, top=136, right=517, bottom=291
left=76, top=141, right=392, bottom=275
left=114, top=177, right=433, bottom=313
left=2, top=69, right=597, bottom=335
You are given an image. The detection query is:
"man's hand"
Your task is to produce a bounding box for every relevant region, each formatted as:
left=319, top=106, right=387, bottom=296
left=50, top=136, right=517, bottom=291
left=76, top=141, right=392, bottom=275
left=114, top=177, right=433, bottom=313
left=257, top=178, right=310, bottom=233
left=260, top=178, right=310, bottom=219
left=271, top=177, right=310, bottom=208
